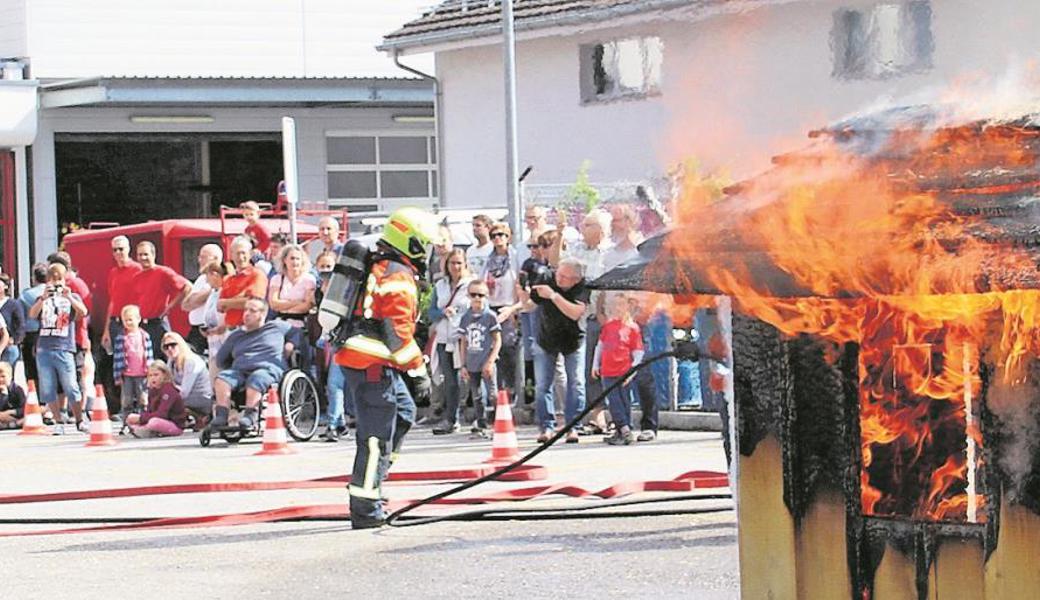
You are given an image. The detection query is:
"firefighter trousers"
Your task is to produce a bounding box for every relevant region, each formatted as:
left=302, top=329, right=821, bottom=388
left=343, top=365, right=416, bottom=527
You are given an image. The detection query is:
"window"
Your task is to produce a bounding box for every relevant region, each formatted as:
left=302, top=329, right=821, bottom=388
left=579, top=36, right=663, bottom=103
left=831, top=2, right=933, bottom=80
left=325, top=133, right=437, bottom=212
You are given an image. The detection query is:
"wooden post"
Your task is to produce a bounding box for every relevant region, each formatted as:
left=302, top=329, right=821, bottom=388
left=984, top=495, right=1040, bottom=597
left=795, top=489, right=853, bottom=598
left=737, top=434, right=798, bottom=599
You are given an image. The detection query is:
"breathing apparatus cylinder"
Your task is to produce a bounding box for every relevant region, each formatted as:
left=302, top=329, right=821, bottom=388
left=318, top=239, right=370, bottom=342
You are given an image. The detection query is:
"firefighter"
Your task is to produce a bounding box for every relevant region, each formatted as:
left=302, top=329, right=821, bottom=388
left=334, top=207, right=438, bottom=529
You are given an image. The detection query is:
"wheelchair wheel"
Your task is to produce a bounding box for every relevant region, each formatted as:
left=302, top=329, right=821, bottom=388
left=280, top=369, right=320, bottom=441
left=199, top=428, right=211, bottom=447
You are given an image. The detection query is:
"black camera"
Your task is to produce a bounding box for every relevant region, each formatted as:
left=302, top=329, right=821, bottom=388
left=521, top=264, right=555, bottom=290
left=47, top=284, right=66, bottom=297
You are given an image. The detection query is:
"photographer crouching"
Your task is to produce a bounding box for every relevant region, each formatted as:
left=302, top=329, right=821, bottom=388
left=529, top=257, right=591, bottom=444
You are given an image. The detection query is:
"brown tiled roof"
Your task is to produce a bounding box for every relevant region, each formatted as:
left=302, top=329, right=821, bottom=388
left=381, top=0, right=695, bottom=49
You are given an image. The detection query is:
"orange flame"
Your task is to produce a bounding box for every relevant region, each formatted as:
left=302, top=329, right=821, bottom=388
left=660, top=117, right=1040, bottom=522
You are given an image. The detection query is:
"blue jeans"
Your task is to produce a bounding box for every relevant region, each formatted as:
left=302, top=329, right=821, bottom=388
left=602, top=376, right=635, bottom=430
left=36, top=348, right=81, bottom=406
left=436, top=343, right=466, bottom=425
left=1, top=344, right=20, bottom=366
left=326, top=363, right=349, bottom=429
left=532, top=342, right=586, bottom=430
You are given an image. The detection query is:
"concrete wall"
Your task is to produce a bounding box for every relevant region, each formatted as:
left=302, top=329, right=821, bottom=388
left=19, top=0, right=431, bottom=78
left=434, top=0, right=1040, bottom=208
left=0, top=0, right=26, bottom=57
left=32, top=105, right=433, bottom=257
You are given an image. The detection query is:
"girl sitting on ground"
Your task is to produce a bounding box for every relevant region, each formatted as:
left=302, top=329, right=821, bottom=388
left=126, top=360, right=187, bottom=438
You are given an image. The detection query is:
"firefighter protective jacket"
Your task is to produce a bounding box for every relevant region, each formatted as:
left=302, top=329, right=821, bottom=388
left=334, top=257, right=424, bottom=373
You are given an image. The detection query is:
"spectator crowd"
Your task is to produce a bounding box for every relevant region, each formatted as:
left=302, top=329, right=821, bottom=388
left=0, top=200, right=687, bottom=446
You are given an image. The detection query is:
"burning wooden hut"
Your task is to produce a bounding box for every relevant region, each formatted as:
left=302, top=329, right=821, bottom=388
left=594, top=105, right=1040, bottom=598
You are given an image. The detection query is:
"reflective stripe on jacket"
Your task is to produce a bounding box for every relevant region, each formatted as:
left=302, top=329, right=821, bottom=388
left=334, top=258, right=423, bottom=372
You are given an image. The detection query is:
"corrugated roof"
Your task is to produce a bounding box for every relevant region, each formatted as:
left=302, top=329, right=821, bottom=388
left=380, top=0, right=698, bottom=50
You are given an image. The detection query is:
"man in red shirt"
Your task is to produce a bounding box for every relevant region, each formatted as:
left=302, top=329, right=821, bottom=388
left=131, top=241, right=190, bottom=359
left=100, top=235, right=142, bottom=354
left=218, top=236, right=268, bottom=329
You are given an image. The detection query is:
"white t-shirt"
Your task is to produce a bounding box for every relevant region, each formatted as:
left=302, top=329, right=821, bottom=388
left=187, top=274, right=211, bottom=326
left=602, top=244, right=640, bottom=272
left=481, top=249, right=520, bottom=308
left=466, top=242, right=494, bottom=276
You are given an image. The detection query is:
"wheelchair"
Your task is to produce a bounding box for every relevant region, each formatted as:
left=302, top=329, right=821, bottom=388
left=198, top=359, right=321, bottom=447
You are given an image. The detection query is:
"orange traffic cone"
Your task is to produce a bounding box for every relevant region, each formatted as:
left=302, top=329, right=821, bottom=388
left=485, top=390, right=520, bottom=464
left=18, top=380, right=49, bottom=436
left=86, top=384, right=117, bottom=447
left=255, top=387, right=295, bottom=456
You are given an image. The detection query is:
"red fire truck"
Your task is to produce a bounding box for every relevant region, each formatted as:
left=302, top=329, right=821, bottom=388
left=62, top=207, right=346, bottom=341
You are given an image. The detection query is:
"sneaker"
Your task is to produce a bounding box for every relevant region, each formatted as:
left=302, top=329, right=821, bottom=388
left=536, top=429, right=553, bottom=443
left=322, top=426, right=340, bottom=443
left=238, top=408, right=258, bottom=431
left=636, top=430, right=657, bottom=442
left=51, top=424, right=65, bottom=436
left=470, top=427, right=491, bottom=440
left=210, top=406, right=230, bottom=429
left=76, top=420, right=90, bottom=433
left=432, top=422, right=460, bottom=435
left=565, top=430, right=580, bottom=444
left=607, top=429, right=636, bottom=446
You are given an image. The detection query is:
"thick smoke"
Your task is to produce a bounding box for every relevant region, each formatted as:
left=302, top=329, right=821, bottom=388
left=987, top=374, right=1040, bottom=499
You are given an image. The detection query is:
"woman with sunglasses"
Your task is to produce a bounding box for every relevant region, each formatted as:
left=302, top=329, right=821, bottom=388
left=481, top=223, right=522, bottom=402
left=429, top=248, right=475, bottom=434
left=160, top=331, right=213, bottom=428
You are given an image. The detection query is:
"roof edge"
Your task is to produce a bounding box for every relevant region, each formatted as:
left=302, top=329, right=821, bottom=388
left=378, top=0, right=792, bottom=53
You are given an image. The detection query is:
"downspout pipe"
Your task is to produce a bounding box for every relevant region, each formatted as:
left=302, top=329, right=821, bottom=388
left=392, top=50, right=446, bottom=212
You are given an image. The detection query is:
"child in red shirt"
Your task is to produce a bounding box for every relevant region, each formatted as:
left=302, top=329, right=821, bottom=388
left=240, top=201, right=271, bottom=254
left=592, top=293, right=644, bottom=445
left=126, top=361, right=186, bottom=437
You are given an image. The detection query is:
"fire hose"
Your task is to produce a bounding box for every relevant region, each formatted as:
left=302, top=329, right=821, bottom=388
left=386, top=341, right=733, bottom=527
left=0, top=343, right=732, bottom=535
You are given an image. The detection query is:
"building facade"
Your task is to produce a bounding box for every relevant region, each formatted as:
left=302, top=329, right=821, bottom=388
left=380, top=0, right=1040, bottom=208
left=0, top=0, right=435, bottom=286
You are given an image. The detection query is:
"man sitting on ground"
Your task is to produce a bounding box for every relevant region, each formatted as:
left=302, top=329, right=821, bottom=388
left=211, top=297, right=292, bottom=430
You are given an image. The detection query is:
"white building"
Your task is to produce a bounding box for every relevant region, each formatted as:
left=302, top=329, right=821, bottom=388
left=0, top=0, right=437, bottom=285
left=379, top=0, right=1040, bottom=209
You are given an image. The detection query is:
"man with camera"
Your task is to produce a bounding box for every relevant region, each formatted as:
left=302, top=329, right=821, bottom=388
left=29, top=263, right=88, bottom=433
left=530, top=257, right=591, bottom=443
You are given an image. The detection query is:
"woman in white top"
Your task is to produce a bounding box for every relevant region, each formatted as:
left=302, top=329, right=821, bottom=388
left=428, top=248, right=474, bottom=433
left=160, top=330, right=213, bottom=425
left=481, top=222, right=522, bottom=402
left=267, top=244, right=317, bottom=368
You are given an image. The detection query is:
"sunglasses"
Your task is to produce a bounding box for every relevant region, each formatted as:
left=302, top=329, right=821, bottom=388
left=112, top=247, right=128, bottom=253
left=469, top=293, right=487, bottom=298
left=490, top=232, right=509, bottom=239
left=162, top=342, right=178, bottom=350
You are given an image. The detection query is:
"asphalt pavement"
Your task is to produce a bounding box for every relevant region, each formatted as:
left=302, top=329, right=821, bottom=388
left=0, top=423, right=738, bottom=599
